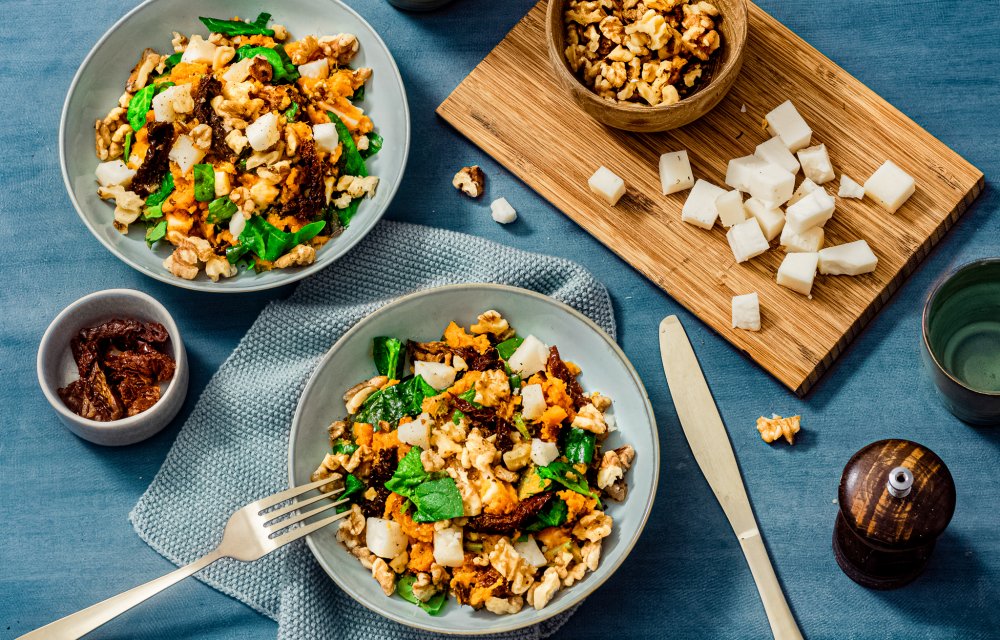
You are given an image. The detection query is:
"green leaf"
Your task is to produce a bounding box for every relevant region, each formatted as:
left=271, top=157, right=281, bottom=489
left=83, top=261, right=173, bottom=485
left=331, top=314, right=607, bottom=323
left=336, top=197, right=362, bottom=228
left=199, top=12, right=274, bottom=37
left=355, top=376, right=438, bottom=427
left=397, top=575, right=447, bottom=615
left=563, top=428, right=596, bottom=464
left=525, top=497, right=568, bottom=532
left=235, top=216, right=321, bottom=263
left=537, top=461, right=600, bottom=505
left=411, top=477, right=464, bottom=522
left=451, top=388, right=479, bottom=424
left=512, top=413, right=531, bottom=440
left=193, top=164, right=215, bottom=202
left=496, top=336, right=524, bottom=361
left=385, top=447, right=429, bottom=496
left=146, top=173, right=175, bottom=207
left=509, top=374, right=522, bottom=390
left=327, top=112, right=367, bottom=177
left=350, top=84, right=365, bottom=102
left=236, top=44, right=299, bottom=83
left=162, top=52, right=182, bottom=73
left=331, top=439, right=359, bottom=456
left=122, top=131, right=133, bottom=161
left=284, top=101, right=299, bottom=121
left=360, top=131, right=383, bottom=160
left=127, top=84, right=156, bottom=131
left=290, top=220, right=326, bottom=246
left=206, top=196, right=237, bottom=224
left=226, top=244, right=248, bottom=264
left=145, top=220, right=167, bottom=246
left=373, top=337, right=404, bottom=379
left=335, top=472, right=366, bottom=513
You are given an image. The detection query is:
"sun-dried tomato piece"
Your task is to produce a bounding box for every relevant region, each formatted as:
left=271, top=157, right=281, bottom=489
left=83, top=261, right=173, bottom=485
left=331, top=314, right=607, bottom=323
left=453, top=399, right=514, bottom=453
left=131, top=121, right=173, bottom=196
left=466, top=492, right=554, bottom=533
left=546, top=346, right=588, bottom=409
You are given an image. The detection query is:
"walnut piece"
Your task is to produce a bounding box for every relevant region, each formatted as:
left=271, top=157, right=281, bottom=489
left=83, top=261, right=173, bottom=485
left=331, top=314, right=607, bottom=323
left=452, top=165, right=485, bottom=198
left=757, top=414, right=801, bottom=445
left=371, top=558, right=396, bottom=596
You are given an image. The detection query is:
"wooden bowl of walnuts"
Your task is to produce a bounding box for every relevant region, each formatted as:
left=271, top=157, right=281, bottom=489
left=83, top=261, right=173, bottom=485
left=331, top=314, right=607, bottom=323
left=546, top=0, right=748, bottom=132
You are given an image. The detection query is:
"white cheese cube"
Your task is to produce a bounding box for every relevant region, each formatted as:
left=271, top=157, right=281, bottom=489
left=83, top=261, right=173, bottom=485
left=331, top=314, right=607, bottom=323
left=214, top=170, right=231, bottom=197
left=167, top=134, right=205, bottom=174
left=764, top=100, right=812, bottom=152
left=797, top=144, right=835, bottom=184
left=725, top=155, right=767, bottom=192
left=864, top=160, right=915, bottom=213
left=514, top=536, right=548, bottom=568
left=151, top=84, right=193, bottom=123
left=731, top=293, right=761, bottom=331
left=413, top=361, right=457, bottom=390
left=297, top=58, right=329, bottom=79
left=726, top=218, right=770, bottom=263
left=366, top=518, right=408, bottom=559
left=180, top=35, right=217, bottom=64
left=818, top=240, right=878, bottom=275
left=520, top=384, right=547, bottom=420
left=755, top=136, right=800, bottom=175
left=397, top=413, right=433, bottom=450
left=588, top=166, right=626, bottom=205
left=222, top=57, right=255, bottom=83
left=785, top=188, right=835, bottom=232
left=659, top=150, right=695, bottom=195
left=779, top=224, right=824, bottom=253
left=715, top=190, right=746, bottom=228
left=311, top=123, right=339, bottom=154
left=228, top=212, right=247, bottom=238
left=490, top=197, right=518, bottom=224
left=838, top=174, right=865, bottom=199
left=747, top=163, right=795, bottom=208
left=788, top=178, right=820, bottom=206
left=246, top=111, right=281, bottom=151
left=530, top=438, right=560, bottom=467
left=433, top=527, right=465, bottom=567
left=95, top=160, right=136, bottom=188
left=743, top=197, right=785, bottom=241
left=776, top=252, right=819, bottom=296
left=681, top=179, right=726, bottom=229
left=508, top=335, right=548, bottom=376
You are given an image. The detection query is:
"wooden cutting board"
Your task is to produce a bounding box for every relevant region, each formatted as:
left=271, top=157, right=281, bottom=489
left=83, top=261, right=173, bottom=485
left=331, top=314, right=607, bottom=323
left=437, top=1, right=984, bottom=396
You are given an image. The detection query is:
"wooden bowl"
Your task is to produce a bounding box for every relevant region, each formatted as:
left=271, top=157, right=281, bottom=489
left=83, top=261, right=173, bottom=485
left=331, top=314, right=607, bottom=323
left=545, top=0, right=748, bottom=132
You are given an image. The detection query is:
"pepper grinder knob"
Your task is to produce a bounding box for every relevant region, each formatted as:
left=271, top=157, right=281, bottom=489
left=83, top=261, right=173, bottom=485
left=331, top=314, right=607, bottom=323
left=833, top=439, right=956, bottom=590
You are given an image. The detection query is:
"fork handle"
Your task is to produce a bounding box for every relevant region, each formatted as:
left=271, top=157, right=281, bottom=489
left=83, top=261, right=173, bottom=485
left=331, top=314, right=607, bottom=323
left=17, top=550, right=223, bottom=640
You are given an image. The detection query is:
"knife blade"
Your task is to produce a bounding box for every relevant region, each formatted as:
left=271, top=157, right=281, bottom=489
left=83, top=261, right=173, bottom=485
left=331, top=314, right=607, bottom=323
left=659, top=315, right=803, bottom=640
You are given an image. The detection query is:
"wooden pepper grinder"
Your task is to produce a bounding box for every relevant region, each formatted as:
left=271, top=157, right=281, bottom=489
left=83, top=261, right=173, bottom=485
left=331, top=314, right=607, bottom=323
left=833, top=439, right=956, bottom=589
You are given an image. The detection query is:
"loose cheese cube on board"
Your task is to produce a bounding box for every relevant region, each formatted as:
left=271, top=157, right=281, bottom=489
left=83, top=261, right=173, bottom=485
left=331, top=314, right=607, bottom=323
left=744, top=197, right=785, bottom=241
left=490, top=197, right=518, bottom=224
left=748, top=163, right=795, bottom=208
left=588, top=166, right=626, bottom=205
left=659, top=150, right=695, bottom=195
left=777, top=252, right=819, bottom=296
left=788, top=178, right=820, bottom=206
left=732, top=293, right=761, bottom=331
left=726, top=218, right=770, bottom=263
left=725, top=155, right=767, bottom=192
left=864, top=160, right=916, bottom=213
left=785, top=188, right=835, bottom=232
left=838, top=174, right=865, bottom=199
left=716, top=190, right=747, bottom=228
left=818, top=240, right=878, bottom=275
left=681, top=179, right=727, bottom=229
left=764, top=100, right=812, bottom=152
left=779, top=224, right=824, bottom=253
left=797, top=144, right=835, bottom=184
left=755, top=137, right=800, bottom=175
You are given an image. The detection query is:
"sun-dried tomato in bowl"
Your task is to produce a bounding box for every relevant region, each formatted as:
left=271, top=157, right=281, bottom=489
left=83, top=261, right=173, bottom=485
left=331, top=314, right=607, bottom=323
left=58, top=318, right=176, bottom=421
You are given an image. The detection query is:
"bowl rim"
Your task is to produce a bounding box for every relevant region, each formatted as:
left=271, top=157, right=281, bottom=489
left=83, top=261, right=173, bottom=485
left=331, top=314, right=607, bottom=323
left=544, top=0, right=748, bottom=114
left=36, top=287, right=188, bottom=430
left=287, top=282, right=660, bottom=635
left=58, top=0, right=411, bottom=294
left=921, top=257, right=1000, bottom=398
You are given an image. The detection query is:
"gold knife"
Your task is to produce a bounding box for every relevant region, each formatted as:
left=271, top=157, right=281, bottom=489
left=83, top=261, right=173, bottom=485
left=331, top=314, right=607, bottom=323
left=659, top=315, right=803, bottom=640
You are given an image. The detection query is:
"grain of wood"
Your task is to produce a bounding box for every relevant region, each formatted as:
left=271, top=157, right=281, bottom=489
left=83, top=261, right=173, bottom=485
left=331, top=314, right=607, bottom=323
left=437, top=1, right=984, bottom=396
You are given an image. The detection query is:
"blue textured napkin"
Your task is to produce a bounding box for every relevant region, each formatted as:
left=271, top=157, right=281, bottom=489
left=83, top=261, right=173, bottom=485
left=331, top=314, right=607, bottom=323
left=129, top=220, right=615, bottom=639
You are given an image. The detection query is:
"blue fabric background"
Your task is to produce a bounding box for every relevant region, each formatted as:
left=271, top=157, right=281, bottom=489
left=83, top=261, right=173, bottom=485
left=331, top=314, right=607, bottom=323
left=1, top=0, right=997, bottom=638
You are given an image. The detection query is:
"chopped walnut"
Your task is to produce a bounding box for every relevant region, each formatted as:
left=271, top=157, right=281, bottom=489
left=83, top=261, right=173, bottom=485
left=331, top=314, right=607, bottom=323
left=411, top=573, right=437, bottom=602
left=171, top=31, right=188, bottom=52
left=502, top=442, right=531, bottom=471
left=473, top=369, right=511, bottom=407
left=97, top=185, right=143, bottom=232
left=205, top=256, right=237, bottom=282
left=225, top=129, right=249, bottom=155
left=318, top=33, right=360, bottom=66
left=597, top=449, right=625, bottom=489
left=470, top=310, right=510, bottom=337
left=452, top=166, right=485, bottom=198
left=581, top=539, right=602, bottom=572
left=336, top=174, right=379, bottom=199
left=371, top=558, right=396, bottom=596
left=572, top=511, right=613, bottom=542
left=126, top=49, right=161, bottom=93
left=343, top=375, right=388, bottom=414
left=485, top=596, right=524, bottom=614
left=189, top=124, right=213, bottom=151
left=273, top=244, right=316, bottom=269
left=526, top=567, right=561, bottom=610
left=570, top=403, right=607, bottom=434
left=757, top=414, right=801, bottom=445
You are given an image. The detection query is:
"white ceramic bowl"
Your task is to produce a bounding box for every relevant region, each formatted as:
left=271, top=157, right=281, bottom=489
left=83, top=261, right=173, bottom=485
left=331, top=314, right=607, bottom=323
left=60, top=0, right=410, bottom=292
left=288, top=284, right=659, bottom=634
left=37, top=289, right=188, bottom=446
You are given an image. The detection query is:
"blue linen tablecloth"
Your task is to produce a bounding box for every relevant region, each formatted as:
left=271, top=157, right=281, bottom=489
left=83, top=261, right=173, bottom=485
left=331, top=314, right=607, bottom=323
left=1, top=0, right=997, bottom=638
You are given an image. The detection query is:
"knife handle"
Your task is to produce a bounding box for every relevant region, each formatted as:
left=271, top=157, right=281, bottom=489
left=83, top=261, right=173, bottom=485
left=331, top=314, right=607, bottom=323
left=739, top=532, right=804, bottom=640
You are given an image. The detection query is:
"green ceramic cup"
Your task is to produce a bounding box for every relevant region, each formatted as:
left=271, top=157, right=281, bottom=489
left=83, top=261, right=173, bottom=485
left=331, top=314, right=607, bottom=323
left=922, top=259, right=1000, bottom=425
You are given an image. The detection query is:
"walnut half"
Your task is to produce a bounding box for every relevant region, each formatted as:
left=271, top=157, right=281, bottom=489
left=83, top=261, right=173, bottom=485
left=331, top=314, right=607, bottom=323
left=453, top=165, right=485, bottom=198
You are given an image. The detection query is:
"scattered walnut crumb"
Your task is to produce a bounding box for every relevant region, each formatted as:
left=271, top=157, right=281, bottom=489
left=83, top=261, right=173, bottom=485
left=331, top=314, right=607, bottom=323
left=453, top=165, right=485, bottom=198
left=757, top=414, right=801, bottom=445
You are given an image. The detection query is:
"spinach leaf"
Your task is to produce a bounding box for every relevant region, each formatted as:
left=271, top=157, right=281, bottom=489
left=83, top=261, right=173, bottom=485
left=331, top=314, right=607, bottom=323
left=284, top=101, right=299, bottom=121
left=397, top=575, right=447, bottom=615
left=290, top=220, right=326, bottom=246
left=235, top=216, right=325, bottom=263
left=122, top=131, right=133, bottom=161
left=127, top=84, right=156, bottom=131
left=496, top=336, right=524, bottom=361
left=512, top=413, right=531, bottom=440
left=145, top=220, right=167, bottom=246
left=335, top=473, right=365, bottom=513
left=236, top=44, right=299, bottom=83
left=336, top=197, right=362, bottom=228
left=451, top=388, right=479, bottom=424
left=563, top=428, right=596, bottom=464
left=360, top=131, right=383, bottom=160
left=193, top=164, right=215, bottom=202
left=509, top=373, right=522, bottom=390
left=206, top=196, right=237, bottom=224
left=226, top=244, right=248, bottom=264
left=355, top=376, right=437, bottom=427
left=331, top=439, right=359, bottom=456
left=328, top=112, right=367, bottom=177
left=143, top=173, right=174, bottom=220
left=162, top=52, right=182, bottom=73
left=524, top=497, right=568, bottom=532
left=411, top=477, right=464, bottom=522
left=350, top=84, right=365, bottom=103
left=537, top=461, right=600, bottom=504
left=199, top=12, right=274, bottom=37
left=384, top=447, right=429, bottom=496
left=373, top=337, right=404, bottom=379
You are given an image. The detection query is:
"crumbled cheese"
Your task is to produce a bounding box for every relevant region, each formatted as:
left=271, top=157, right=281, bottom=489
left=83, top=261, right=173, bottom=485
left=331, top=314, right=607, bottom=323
left=588, top=166, right=626, bottom=205
left=785, top=188, right=835, bottom=233
left=755, top=136, right=800, bottom=175
left=779, top=224, right=824, bottom=253
left=659, top=150, right=695, bottom=195
left=725, top=155, right=767, bottom=193
left=490, top=197, right=518, bottom=224
left=776, top=252, right=819, bottom=296
left=864, top=160, right=915, bottom=213
left=818, top=240, right=878, bottom=275
left=731, top=292, right=761, bottom=331
left=797, top=144, right=835, bottom=184
left=838, top=174, right=865, bottom=199
left=787, top=178, right=820, bottom=206
left=743, top=197, right=785, bottom=242
left=764, top=100, right=812, bottom=152
left=681, top=179, right=726, bottom=229
left=95, top=160, right=135, bottom=188
left=726, top=218, right=770, bottom=263
left=715, top=190, right=746, bottom=228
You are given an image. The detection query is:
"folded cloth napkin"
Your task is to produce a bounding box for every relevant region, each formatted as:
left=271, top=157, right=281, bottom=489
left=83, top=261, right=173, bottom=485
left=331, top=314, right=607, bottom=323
left=130, top=220, right=616, bottom=640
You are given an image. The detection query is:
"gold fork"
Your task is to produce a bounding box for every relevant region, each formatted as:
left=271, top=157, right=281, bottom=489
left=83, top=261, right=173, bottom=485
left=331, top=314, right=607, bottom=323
left=18, top=477, right=349, bottom=640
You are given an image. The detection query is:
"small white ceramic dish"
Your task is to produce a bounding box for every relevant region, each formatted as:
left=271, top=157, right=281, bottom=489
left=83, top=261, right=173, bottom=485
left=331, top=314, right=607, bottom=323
left=288, top=284, right=659, bottom=634
left=37, top=289, right=188, bottom=446
left=60, top=0, right=410, bottom=292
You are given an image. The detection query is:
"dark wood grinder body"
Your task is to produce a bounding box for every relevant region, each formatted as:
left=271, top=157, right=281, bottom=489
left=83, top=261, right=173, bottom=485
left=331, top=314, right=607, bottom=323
left=833, top=439, right=956, bottom=590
